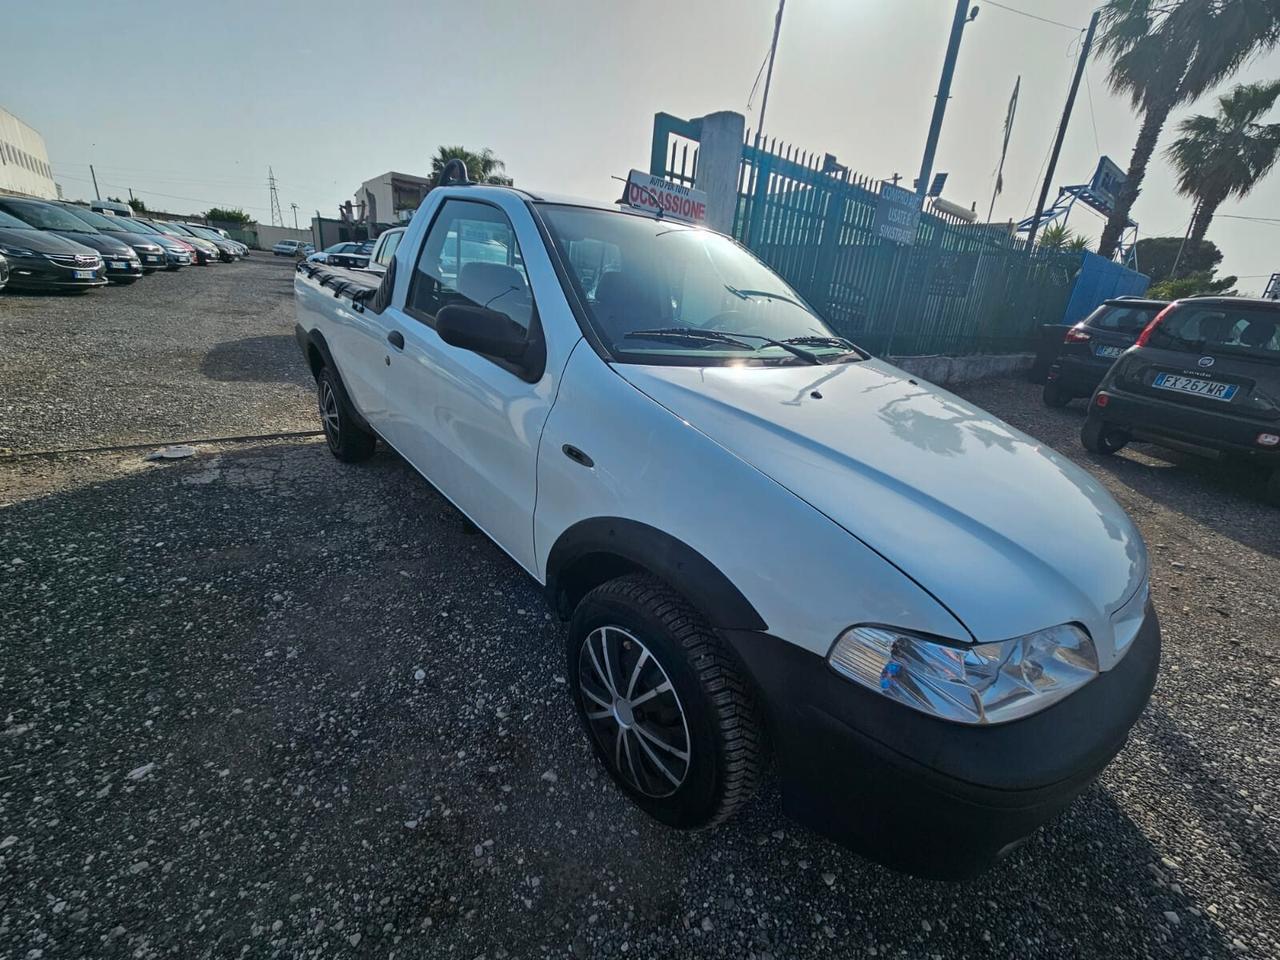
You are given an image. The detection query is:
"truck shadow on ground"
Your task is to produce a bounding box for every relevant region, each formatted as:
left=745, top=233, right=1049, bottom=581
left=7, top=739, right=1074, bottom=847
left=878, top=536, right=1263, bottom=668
left=0, top=440, right=1251, bottom=959
left=200, top=334, right=312, bottom=386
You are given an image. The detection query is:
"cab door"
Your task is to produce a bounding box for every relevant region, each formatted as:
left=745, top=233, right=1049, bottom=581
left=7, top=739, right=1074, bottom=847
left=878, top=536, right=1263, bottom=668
left=378, top=193, right=572, bottom=575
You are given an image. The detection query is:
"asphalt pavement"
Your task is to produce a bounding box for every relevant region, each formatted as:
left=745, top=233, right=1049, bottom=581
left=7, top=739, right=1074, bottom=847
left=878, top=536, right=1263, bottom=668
left=0, top=258, right=1277, bottom=959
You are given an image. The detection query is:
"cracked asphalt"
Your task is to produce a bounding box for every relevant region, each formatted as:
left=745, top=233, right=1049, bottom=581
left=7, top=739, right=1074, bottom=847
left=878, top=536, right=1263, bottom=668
left=1, top=258, right=1278, bottom=959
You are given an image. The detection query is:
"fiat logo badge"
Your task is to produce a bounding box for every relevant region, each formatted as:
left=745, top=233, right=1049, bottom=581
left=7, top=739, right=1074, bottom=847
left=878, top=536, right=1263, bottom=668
left=1198, top=356, right=1215, bottom=368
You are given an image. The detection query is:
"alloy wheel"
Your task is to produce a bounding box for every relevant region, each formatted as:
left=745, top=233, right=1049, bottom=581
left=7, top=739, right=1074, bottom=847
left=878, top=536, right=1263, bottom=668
left=578, top=625, right=691, bottom=798
left=319, top=380, right=341, bottom=450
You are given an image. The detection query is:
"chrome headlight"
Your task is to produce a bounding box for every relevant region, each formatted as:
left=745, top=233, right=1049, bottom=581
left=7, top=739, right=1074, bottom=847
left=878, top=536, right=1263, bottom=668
left=828, top=623, right=1098, bottom=725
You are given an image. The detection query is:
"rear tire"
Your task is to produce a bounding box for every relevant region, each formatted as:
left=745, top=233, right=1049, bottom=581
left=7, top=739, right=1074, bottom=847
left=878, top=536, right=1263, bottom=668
left=1081, top=414, right=1128, bottom=455
left=317, top=366, right=376, bottom=462
left=1042, top=380, right=1072, bottom=408
left=567, top=574, right=764, bottom=830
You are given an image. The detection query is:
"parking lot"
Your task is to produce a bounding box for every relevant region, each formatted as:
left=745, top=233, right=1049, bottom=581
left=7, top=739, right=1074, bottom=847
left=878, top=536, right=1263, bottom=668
left=1, top=257, right=1278, bottom=959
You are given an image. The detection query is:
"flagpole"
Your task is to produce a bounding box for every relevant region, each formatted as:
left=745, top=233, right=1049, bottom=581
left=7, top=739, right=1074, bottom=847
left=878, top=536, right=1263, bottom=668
left=967, top=75, right=1021, bottom=339
left=986, top=75, right=1020, bottom=225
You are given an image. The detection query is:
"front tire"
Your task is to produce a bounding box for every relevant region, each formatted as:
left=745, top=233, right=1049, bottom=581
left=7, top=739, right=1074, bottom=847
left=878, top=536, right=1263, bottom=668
left=1042, top=380, right=1072, bottom=408
left=317, top=366, right=376, bottom=462
left=1081, top=414, right=1128, bottom=455
left=567, top=574, right=764, bottom=829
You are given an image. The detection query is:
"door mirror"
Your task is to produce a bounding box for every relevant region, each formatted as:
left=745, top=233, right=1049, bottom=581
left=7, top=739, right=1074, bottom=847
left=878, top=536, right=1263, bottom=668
left=435, top=304, right=529, bottom=362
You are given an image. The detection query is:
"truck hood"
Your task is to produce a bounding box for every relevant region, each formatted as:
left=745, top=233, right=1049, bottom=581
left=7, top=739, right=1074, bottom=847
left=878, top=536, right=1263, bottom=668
left=616, top=358, right=1147, bottom=660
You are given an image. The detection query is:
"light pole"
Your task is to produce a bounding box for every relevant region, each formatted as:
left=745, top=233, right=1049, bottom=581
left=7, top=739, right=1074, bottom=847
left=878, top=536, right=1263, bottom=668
left=916, top=1, right=978, bottom=199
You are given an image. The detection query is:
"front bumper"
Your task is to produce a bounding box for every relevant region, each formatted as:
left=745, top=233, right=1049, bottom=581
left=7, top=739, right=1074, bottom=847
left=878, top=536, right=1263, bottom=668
left=722, top=603, right=1160, bottom=879
left=4, top=255, right=108, bottom=290
left=103, top=257, right=144, bottom=281
left=1095, top=388, right=1280, bottom=465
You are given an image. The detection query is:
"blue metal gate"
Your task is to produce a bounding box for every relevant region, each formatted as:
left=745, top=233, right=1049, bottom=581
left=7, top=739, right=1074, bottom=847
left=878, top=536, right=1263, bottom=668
left=652, top=112, right=1083, bottom=356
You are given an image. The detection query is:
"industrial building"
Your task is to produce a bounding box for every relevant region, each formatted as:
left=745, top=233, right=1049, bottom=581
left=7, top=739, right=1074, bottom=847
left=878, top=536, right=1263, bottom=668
left=1, top=106, right=57, bottom=200
left=355, top=171, right=433, bottom=227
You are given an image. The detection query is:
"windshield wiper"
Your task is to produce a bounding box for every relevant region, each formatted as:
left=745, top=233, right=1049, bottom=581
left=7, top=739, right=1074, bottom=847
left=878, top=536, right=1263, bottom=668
left=624, top=327, right=821, bottom=364
left=782, top=335, right=857, bottom=349
left=782, top=335, right=867, bottom=361
left=624, top=328, right=757, bottom=351
left=724, top=285, right=806, bottom=309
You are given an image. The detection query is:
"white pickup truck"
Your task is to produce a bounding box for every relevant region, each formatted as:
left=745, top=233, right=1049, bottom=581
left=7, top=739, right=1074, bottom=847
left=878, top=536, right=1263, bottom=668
left=293, top=167, right=1159, bottom=878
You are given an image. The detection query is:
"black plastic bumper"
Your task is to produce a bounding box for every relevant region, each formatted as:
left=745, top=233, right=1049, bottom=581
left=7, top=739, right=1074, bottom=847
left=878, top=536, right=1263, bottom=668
left=721, top=603, right=1160, bottom=879
left=104, top=262, right=143, bottom=282
left=1096, top=390, right=1280, bottom=465
left=1048, top=355, right=1110, bottom=395
left=5, top=257, right=107, bottom=290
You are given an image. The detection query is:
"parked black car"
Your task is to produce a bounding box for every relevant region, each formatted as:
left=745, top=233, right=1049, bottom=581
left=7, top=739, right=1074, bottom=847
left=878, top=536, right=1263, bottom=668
left=176, top=223, right=241, bottom=262
left=0, top=197, right=142, bottom=284
left=0, top=209, right=107, bottom=291
left=138, top=219, right=220, bottom=265
left=1084, top=297, right=1280, bottom=503
left=55, top=204, right=169, bottom=272
left=1042, top=298, right=1168, bottom=407
left=312, top=240, right=374, bottom=269
left=95, top=216, right=194, bottom=269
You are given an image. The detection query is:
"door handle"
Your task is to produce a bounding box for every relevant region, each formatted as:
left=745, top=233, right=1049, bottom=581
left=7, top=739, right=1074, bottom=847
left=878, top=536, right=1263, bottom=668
left=562, top=444, right=594, bottom=468
left=387, top=330, right=405, bottom=350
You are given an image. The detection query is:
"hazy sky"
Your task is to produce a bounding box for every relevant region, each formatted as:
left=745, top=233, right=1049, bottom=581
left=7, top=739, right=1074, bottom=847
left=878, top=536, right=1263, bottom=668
left=5, top=0, right=1278, bottom=292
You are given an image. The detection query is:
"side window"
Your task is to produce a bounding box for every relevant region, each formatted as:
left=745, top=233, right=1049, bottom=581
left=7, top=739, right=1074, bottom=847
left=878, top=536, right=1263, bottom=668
left=408, top=200, right=533, bottom=330
left=378, top=232, right=402, bottom=266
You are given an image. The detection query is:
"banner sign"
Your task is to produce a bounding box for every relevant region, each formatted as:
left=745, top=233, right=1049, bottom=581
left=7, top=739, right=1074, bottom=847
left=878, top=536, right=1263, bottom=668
left=624, top=170, right=708, bottom=224
left=873, top=182, right=922, bottom=246
left=1087, top=157, right=1126, bottom=215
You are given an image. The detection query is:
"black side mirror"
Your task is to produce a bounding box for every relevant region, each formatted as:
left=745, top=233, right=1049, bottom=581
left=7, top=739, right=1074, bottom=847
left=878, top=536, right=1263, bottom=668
left=435, top=304, right=529, bottom=362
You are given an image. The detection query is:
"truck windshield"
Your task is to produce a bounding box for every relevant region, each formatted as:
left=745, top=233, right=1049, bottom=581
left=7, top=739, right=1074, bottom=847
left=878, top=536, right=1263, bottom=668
left=537, top=204, right=857, bottom=365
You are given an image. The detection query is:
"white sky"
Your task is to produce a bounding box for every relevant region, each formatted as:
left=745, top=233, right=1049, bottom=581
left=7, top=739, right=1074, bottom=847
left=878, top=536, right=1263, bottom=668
left=5, top=0, right=1278, bottom=291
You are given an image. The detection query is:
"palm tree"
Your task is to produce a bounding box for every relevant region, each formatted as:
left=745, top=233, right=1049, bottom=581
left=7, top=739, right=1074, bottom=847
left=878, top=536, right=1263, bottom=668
left=1066, top=233, right=1093, bottom=253
left=1038, top=222, right=1073, bottom=251
left=1094, top=0, right=1280, bottom=259
left=1167, top=80, right=1280, bottom=250
left=429, top=146, right=512, bottom=186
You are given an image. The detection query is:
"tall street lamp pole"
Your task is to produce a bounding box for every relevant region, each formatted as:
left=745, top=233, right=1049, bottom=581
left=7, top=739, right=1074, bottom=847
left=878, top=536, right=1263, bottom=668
left=916, top=1, right=978, bottom=199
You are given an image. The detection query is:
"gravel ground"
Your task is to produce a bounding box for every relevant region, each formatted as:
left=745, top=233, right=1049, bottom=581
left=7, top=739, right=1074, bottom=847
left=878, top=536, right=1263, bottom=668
left=0, top=255, right=313, bottom=454
left=1, top=264, right=1278, bottom=959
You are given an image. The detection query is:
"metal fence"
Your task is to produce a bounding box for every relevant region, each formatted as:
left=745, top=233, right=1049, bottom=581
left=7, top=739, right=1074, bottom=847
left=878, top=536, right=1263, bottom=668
left=653, top=114, right=1080, bottom=356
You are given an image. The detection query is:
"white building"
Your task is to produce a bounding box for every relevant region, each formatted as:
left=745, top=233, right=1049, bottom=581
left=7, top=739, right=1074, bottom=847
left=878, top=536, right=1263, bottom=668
left=356, top=171, right=433, bottom=226
left=0, top=107, right=57, bottom=200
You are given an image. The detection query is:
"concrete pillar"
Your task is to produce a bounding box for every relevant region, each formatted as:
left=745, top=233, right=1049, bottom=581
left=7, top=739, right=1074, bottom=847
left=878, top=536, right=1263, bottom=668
left=692, top=111, right=745, bottom=234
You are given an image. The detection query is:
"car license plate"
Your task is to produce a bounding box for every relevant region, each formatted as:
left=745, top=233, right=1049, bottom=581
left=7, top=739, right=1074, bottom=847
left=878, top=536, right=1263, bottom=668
left=73, top=270, right=95, bottom=279
left=1094, top=344, right=1124, bottom=359
left=109, top=260, right=128, bottom=269
left=1152, top=372, right=1237, bottom=401
left=145, top=255, right=161, bottom=263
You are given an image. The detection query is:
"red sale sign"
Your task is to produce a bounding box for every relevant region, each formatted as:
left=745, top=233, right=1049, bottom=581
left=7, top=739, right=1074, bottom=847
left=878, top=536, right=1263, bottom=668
left=623, top=169, right=708, bottom=225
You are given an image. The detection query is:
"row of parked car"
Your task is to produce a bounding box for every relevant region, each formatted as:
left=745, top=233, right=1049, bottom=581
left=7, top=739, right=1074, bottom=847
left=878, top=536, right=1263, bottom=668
left=272, top=237, right=385, bottom=271
left=0, top=197, right=248, bottom=293
left=1037, top=294, right=1280, bottom=504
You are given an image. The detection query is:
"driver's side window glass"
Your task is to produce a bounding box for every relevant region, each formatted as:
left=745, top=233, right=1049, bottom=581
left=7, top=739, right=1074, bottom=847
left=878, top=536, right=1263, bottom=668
left=408, top=200, right=533, bottom=330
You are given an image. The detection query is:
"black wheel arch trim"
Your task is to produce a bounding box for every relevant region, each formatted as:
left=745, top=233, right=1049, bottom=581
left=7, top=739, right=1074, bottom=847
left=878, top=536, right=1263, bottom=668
left=544, top=518, right=767, bottom=631
left=295, top=324, right=375, bottom=434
